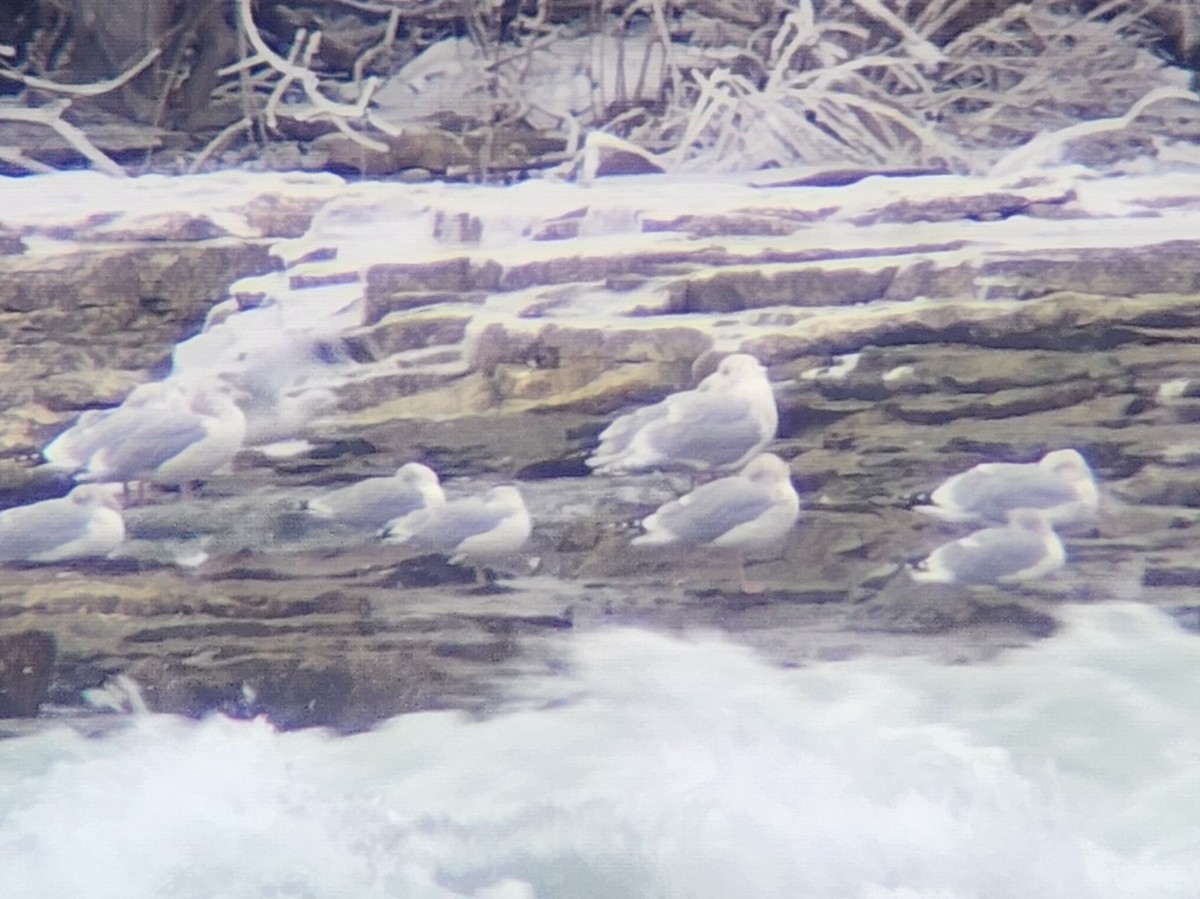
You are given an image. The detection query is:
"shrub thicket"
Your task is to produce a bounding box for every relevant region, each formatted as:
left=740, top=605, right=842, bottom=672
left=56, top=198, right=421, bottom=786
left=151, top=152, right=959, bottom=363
left=0, top=0, right=1196, bottom=176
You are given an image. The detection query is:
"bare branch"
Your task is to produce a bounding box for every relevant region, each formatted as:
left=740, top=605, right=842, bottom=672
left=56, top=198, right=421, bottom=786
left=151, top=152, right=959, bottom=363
left=0, top=102, right=126, bottom=176
left=0, top=145, right=57, bottom=173
left=218, top=0, right=386, bottom=153
left=223, top=0, right=382, bottom=122
left=353, top=7, right=401, bottom=82
left=188, top=115, right=254, bottom=174
left=992, top=86, right=1200, bottom=176
left=0, top=47, right=162, bottom=97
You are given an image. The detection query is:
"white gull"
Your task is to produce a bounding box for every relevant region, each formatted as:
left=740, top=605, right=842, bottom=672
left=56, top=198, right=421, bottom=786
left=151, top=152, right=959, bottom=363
left=914, top=449, right=1099, bottom=526
left=74, top=382, right=246, bottom=495
left=172, top=300, right=353, bottom=447
left=241, top=385, right=338, bottom=448
left=908, top=510, right=1066, bottom=585
left=0, top=485, right=125, bottom=563
left=41, top=380, right=190, bottom=473
left=382, top=485, right=532, bottom=584
left=586, top=354, right=778, bottom=475
left=633, top=453, right=799, bottom=591
left=307, top=462, right=445, bottom=529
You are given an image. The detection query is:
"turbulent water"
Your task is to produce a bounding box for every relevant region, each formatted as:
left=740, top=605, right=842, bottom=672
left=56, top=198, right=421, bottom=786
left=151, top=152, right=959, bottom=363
left=1, top=602, right=1196, bottom=899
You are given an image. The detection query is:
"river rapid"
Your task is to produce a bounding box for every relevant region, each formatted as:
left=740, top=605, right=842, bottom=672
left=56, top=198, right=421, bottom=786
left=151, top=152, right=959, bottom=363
left=1, top=601, right=1195, bottom=899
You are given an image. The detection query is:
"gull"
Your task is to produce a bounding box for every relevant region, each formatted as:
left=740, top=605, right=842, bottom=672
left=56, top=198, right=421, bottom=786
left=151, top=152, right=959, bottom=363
left=632, top=453, right=800, bottom=592
left=73, top=382, right=246, bottom=497
left=382, top=485, right=532, bottom=584
left=908, top=510, right=1066, bottom=585
left=306, top=462, right=445, bottom=529
left=586, top=354, right=778, bottom=475
left=0, top=485, right=125, bottom=563
left=41, top=380, right=190, bottom=473
left=914, top=449, right=1099, bottom=526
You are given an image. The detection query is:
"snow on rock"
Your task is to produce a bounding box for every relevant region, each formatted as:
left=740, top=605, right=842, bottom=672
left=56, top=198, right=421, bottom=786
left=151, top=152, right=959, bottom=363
left=9, top=161, right=1200, bottom=441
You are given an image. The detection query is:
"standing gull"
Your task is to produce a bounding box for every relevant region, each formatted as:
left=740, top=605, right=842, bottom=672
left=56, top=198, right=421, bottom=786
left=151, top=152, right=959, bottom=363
left=382, top=485, right=532, bottom=584
left=633, top=453, right=800, bottom=592
left=586, top=354, right=778, bottom=475
left=306, top=463, right=445, bottom=529
left=908, top=510, right=1066, bottom=585
left=41, top=380, right=190, bottom=474
left=74, top=381, right=247, bottom=497
left=0, top=485, right=125, bottom=563
left=914, top=449, right=1099, bottom=526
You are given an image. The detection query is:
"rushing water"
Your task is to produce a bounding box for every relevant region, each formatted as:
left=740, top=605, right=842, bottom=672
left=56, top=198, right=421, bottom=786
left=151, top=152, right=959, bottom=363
left=1, top=601, right=1196, bottom=899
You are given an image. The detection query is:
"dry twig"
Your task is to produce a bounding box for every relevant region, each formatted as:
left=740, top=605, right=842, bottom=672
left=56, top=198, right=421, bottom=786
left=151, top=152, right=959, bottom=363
left=218, top=0, right=387, bottom=152
left=0, top=47, right=161, bottom=96
left=0, top=101, right=127, bottom=176
left=0, top=45, right=167, bottom=176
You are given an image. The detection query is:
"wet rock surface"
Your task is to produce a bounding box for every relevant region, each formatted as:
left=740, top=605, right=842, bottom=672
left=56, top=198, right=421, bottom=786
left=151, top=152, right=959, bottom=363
left=0, top=630, right=55, bottom=718
left=2, top=168, right=1200, bottom=730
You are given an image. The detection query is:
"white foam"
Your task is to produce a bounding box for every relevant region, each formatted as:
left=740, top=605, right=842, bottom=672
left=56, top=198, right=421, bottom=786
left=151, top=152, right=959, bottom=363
left=1, top=603, right=1195, bottom=899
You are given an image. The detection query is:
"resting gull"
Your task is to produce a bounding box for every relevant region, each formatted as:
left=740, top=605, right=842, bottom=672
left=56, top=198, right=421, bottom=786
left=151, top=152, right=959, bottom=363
left=382, top=485, right=531, bottom=584
left=586, top=354, right=778, bottom=475
left=914, top=449, right=1099, bottom=526
left=74, top=382, right=246, bottom=497
left=908, top=510, right=1066, bottom=585
left=42, top=380, right=190, bottom=473
left=307, top=462, right=445, bottom=529
left=633, top=452, right=799, bottom=591
left=0, top=485, right=125, bottom=563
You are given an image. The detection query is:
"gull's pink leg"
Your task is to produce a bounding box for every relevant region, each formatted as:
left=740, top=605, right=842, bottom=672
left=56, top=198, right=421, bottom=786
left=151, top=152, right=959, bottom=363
left=737, top=551, right=767, bottom=594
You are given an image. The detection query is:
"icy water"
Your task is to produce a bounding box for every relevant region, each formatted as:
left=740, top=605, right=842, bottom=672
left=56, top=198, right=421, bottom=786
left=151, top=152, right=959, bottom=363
left=1, top=602, right=1196, bottom=899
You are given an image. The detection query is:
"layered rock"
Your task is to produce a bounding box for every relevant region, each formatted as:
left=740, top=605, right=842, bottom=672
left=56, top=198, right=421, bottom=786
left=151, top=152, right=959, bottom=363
left=3, top=165, right=1200, bottom=729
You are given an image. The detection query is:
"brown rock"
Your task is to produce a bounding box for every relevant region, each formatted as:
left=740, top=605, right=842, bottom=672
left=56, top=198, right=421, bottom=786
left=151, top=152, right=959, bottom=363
left=886, top=381, right=1102, bottom=424
left=314, top=128, right=472, bottom=177
left=367, top=257, right=503, bottom=297
left=0, top=631, right=55, bottom=718
left=677, top=265, right=896, bottom=312
left=347, top=312, right=472, bottom=361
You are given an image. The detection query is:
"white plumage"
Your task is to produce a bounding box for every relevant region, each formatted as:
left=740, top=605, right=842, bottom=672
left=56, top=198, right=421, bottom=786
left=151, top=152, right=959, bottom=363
left=383, top=485, right=532, bottom=582
left=914, top=449, right=1099, bottom=526
left=909, top=510, right=1066, bottom=585
left=587, top=354, right=778, bottom=475
left=72, top=381, right=246, bottom=492
left=0, top=485, right=125, bottom=563
left=307, top=463, right=444, bottom=529
left=633, top=453, right=799, bottom=591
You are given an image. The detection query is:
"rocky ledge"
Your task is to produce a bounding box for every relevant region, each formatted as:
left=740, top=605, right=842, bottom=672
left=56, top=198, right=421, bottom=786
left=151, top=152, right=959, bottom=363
left=3, top=165, right=1200, bottom=731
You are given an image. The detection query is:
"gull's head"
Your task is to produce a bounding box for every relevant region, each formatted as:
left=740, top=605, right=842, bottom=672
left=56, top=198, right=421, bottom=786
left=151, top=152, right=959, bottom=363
left=396, top=462, right=441, bottom=488
left=741, top=453, right=792, bottom=484
left=718, top=354, right=765, bottom=379
left=1040, top=449, right=1094, bottom=483
left=1041, top=448, right=1099, bottom=511
left=1041, top=448, right=1101, bottom=513
left=700, top=353, right=767, bottom=390
left=123, top=380, right=189, bottom=409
